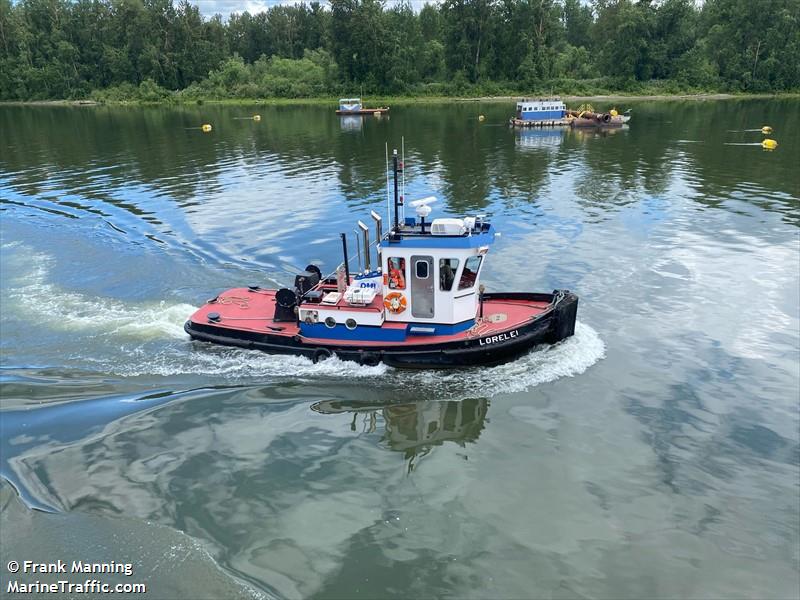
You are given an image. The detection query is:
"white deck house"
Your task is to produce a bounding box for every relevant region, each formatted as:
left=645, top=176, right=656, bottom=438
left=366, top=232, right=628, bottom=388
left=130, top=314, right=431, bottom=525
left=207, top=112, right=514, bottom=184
left=297, top=202, right=494, bottom=341
left=379, top=213, right=493, bottom=334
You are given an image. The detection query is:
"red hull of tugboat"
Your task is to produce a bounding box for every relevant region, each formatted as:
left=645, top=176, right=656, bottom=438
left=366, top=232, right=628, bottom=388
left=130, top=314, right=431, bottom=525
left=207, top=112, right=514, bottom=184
left=184, top=288, right=578, bottom=369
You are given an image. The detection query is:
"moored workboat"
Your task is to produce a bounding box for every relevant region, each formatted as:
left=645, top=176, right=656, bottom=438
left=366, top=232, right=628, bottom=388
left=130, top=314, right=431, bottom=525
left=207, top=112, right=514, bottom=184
left=336, top=97, right=390, bottom=115
left=185, top=148, right=578, bottom=368
left=509, top=97, right=570, bottom=127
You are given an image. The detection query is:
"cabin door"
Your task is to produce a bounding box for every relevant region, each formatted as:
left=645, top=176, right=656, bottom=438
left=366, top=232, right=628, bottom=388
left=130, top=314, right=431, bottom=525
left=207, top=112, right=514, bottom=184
left=410, top=255, right=435, bottom=318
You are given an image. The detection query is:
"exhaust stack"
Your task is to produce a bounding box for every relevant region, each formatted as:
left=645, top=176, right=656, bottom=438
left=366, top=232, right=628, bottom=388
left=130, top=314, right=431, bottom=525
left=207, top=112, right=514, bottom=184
left=339, top=233, right=350, bottom=290
left=358, top=220, right=371, bottom=271
left=370, top=210, right=382, bottom=266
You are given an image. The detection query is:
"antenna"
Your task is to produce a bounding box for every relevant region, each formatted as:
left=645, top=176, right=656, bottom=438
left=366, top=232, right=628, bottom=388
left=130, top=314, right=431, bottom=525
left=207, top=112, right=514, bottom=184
left=392, top=149, right=399, bottom=232
left=385, top=143, right=391, bottom=229
left=401, top=137, right=406, bottom=223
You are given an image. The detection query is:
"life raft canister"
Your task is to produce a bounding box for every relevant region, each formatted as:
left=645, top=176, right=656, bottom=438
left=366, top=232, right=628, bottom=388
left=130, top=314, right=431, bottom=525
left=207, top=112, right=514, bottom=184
left=384, top=292, right=407, bottom=314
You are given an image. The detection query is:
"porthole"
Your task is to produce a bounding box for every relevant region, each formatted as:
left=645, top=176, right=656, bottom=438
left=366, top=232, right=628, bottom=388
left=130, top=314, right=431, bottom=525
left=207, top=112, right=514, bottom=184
left=324, top=316, right=336, bottom=328
left=345, top=318, right=357, bottom=330
left=415, top=260, right=429, bottom=279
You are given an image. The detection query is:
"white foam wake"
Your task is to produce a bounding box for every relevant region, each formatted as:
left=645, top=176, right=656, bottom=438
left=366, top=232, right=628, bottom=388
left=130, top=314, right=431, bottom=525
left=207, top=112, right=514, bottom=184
left=107, top=321, right=604, bottom=398
left=384, top=321, right=605, bottom=398
left=110, top=347, right=390, bottom=379
left=3, top=250, right=194, bottom=340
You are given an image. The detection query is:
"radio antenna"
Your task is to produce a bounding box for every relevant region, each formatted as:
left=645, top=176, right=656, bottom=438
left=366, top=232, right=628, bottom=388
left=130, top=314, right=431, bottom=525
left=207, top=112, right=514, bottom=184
left=385, top=143, right=391, bottom=229
left=401, top=137, right=406, bottom=223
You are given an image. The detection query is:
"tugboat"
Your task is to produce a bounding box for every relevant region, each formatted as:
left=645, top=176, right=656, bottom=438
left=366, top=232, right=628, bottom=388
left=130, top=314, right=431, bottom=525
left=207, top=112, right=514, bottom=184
left=184, top=149, right=578, bottom=368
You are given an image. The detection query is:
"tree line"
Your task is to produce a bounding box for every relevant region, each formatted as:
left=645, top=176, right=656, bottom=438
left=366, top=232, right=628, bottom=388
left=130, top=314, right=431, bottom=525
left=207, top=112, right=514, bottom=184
left=0, top=0, right=798, bottom=102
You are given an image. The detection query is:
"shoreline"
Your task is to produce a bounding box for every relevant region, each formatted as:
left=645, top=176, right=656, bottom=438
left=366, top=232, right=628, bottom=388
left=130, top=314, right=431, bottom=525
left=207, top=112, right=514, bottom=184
left=1, top=92, right=796, bottom=107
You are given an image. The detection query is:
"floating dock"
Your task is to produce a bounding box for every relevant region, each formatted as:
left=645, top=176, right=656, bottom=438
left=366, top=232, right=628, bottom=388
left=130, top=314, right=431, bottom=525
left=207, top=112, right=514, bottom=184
left=335, top=108, right=390, bottom=115
left=510, top=118, right=570, bottom=127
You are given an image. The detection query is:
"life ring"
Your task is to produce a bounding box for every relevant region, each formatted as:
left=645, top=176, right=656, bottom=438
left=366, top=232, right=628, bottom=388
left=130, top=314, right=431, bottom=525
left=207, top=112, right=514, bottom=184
left=383, top=292, right=407, bottom=314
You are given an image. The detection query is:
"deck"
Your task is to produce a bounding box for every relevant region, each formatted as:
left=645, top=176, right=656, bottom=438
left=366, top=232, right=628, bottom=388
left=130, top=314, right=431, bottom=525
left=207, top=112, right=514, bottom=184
left=189, top=287, right=552, bottom=348
left=510, top=117, right=570, bottom=127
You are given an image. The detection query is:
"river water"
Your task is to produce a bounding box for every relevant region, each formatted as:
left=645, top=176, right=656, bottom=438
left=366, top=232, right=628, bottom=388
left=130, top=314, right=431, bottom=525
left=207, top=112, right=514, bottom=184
left=1, top=99, right=798, bottom=599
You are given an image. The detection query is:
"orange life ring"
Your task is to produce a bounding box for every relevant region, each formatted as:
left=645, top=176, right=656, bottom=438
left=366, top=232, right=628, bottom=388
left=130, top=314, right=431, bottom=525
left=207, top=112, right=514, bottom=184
left=383, top=292, right=407, bottom=314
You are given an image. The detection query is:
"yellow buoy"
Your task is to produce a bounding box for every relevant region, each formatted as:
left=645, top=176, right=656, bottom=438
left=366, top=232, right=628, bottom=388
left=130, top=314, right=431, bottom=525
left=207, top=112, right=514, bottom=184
left=478, top=115, right=485, bottom=122
left=761, top=125, right=773, bottom=135
left=761, top=138, right=778, bottom=150
left=201, top=124, right=212, bottom=132
left=610, top=108, right=618, bottom=117
left=253, top=115, right=261, bottom=122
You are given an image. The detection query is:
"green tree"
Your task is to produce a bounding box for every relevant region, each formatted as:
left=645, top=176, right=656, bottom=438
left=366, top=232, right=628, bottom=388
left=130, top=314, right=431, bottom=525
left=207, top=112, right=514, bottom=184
left=563, top=0, right=592, bottom=48
left=442, top=0, right=495, bottom=82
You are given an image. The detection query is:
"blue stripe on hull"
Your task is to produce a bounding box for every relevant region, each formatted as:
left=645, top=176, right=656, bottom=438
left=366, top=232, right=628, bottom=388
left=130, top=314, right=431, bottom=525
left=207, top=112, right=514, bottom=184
left=300, top=323, right=407, bottom=341
left=300, top=319, right=476, bottom=341
left=407, top=320, right=475, bottom=336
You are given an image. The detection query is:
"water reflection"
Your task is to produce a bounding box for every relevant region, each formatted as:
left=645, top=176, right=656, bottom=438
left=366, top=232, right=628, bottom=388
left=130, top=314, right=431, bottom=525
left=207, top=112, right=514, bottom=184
left=1, top=99, right=798, bottom=600
left=311, top=398, right=488, bottom=470
left=514, top=128, right=565, bottom=151
left=1, top=101, right=797, bottom=275
left=568, top=125, right=629, bottom=140
left=339, top=115, right=364, bottom=132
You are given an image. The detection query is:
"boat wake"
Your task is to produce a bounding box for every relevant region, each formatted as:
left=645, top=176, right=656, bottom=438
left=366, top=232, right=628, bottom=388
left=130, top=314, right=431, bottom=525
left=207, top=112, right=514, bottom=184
left=103, top=321, right=604, bottom=399
left=3, top=249, right=195, bottom=340
left=396, top=321, right=605, bottom=398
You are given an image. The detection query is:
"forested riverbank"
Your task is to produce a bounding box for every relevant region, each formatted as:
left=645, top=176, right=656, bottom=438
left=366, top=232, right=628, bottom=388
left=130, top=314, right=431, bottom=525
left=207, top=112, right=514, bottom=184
left=1, top=0, right=798, bottom=103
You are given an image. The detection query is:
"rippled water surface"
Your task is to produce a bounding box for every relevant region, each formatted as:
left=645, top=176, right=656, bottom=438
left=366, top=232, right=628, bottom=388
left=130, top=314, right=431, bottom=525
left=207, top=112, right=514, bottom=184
left=1, top=100, right=798, bottom=599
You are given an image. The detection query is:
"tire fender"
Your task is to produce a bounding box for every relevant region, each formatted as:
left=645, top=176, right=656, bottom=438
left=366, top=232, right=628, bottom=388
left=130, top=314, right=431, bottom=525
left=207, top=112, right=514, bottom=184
left=313, top=348, right=333, bottom=363
left=360, top=351, right=381, bottom=367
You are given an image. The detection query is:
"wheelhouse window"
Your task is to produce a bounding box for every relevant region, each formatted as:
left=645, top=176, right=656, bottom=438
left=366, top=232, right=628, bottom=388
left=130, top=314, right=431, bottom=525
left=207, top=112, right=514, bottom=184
left=439, top=258, right=459, bottom=291
left=388, top=257, right=406, bottom=290
left=457, top=256, right=483, bottom=290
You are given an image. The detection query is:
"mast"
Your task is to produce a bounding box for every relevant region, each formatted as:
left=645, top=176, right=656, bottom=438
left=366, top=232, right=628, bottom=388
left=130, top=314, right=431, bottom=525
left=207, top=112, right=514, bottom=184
left=401, top=137, right=406, bottom=223
left=392, top=149, right=399, bottom=232
left=385, top=143, right=391, bottom=229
